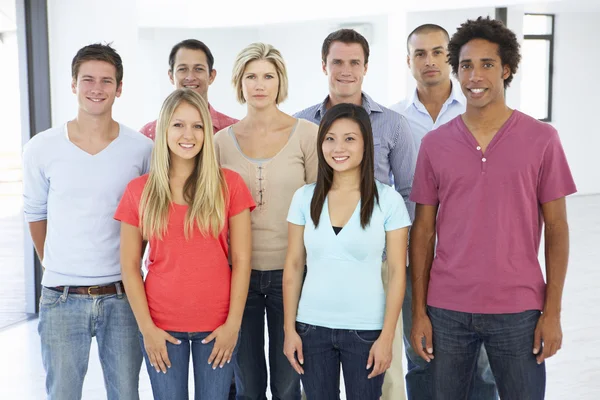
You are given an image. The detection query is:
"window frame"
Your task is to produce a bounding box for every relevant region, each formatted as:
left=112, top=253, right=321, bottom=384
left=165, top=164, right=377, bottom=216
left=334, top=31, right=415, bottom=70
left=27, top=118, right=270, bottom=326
left=523, top=13, right=555, bottom=122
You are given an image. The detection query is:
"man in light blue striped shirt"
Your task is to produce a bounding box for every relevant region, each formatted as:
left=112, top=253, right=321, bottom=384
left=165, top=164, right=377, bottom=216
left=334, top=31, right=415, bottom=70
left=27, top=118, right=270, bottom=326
left=294, top=28, right=416, bottom=400
left=389, top=24, right=497, bottom=400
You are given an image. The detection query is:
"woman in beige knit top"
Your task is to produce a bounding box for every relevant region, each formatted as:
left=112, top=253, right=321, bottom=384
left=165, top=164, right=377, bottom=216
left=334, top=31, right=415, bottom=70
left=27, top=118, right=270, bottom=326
left=214, top=43, right=317, bottom=400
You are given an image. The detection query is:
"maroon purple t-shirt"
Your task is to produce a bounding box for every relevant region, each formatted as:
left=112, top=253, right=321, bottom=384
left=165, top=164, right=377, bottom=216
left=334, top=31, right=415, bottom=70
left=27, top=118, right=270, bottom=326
left=410, top=110, right=577, bottom=314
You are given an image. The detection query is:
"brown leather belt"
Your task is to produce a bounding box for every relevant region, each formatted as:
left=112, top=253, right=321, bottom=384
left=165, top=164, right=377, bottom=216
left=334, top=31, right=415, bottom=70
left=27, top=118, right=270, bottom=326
left=47, top=281, right=124, bottom=296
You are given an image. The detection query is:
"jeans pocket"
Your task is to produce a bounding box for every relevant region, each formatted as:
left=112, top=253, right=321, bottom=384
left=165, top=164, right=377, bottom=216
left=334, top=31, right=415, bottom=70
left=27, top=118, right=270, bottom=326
left=353, top=329, right=381, bottom=344
left=39, top=287, right=63, bottom=308
left=296, top=322, right=311, bottom=337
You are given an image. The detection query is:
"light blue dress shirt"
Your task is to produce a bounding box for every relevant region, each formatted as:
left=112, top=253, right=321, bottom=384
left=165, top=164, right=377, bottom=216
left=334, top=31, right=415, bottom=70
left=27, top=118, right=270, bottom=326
left=390, top=81, right=466, bottom=149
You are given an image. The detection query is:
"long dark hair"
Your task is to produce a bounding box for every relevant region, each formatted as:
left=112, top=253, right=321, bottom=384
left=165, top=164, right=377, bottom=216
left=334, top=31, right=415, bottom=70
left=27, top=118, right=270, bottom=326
left=310, top=103, right=379, bottom=229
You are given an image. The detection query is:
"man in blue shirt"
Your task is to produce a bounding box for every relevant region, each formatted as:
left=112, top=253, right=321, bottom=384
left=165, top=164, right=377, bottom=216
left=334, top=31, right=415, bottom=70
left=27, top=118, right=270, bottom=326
left=389, top=24, right=497, bottom=400
left=295, top=28, right=416, bottom=400
left=22, top=44, right=153, bottom=400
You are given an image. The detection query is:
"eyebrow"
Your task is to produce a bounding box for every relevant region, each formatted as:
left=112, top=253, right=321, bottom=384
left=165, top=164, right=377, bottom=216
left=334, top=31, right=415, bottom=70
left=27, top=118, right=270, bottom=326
left=176, top=63, right=207, bottom=68
left=327, top=131, right=358, bottom=135
left=413, top=46, right=445, bottom=53
left=81, top=75, right=114, bottom=80
left=460, top=57, right=497, bottom=63
left=331, top=58, right=362, bottom=63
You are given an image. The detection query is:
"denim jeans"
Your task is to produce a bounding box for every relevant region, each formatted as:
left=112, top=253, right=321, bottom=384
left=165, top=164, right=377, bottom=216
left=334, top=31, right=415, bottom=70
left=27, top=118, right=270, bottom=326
left=428, top=306, right=546, bottom=400
left=38, top=285, right=143, bottom=400
left=402, top=268, right=498, bottom=400
left=141, top=330, right=236, bottom=400
left=234, top=269, right=301, bottom=400
left=298, top=323, right=385, bottom=400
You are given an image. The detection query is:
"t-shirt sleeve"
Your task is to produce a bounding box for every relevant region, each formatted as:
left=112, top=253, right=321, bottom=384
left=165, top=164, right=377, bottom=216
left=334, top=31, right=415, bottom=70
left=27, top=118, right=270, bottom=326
left=409, top=142, right=439, bottom=206
left=287, top=186, right=307, bottom=226
left=383, top=185, right=412, bottom=231
left=114, top=182, right=140, bottom=227
left=22, top=139, right=49, bottom=222
left=227, top=170, right=256, bottom=218
left=538, top=129, right=577, bottom=204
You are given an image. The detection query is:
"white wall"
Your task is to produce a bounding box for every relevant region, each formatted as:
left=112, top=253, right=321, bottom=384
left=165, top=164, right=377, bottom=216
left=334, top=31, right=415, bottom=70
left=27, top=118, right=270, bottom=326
left=544, top=11, right=600, bottom=195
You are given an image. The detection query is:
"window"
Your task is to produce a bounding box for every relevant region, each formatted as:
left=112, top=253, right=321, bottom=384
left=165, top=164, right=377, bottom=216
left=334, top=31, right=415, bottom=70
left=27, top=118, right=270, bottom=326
left=520, top=14, right=555, bottom=122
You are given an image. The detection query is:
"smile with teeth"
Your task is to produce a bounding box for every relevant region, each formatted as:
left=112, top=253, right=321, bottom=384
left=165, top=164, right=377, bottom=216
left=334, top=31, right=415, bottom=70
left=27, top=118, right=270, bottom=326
left=184, top=85, right=199, bottom=89
left=179, top=143, right=195, bottom=149
left=88, top=98, right=105, bottom=102
left=333, top=156, right=349, bottom=163
left=470, top=88, right=486, bottom=93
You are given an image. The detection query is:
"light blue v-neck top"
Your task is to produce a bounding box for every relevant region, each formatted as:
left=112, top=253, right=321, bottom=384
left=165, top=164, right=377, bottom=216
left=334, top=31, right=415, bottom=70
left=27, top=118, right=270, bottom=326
left=287, top=181, right=411, bottom=330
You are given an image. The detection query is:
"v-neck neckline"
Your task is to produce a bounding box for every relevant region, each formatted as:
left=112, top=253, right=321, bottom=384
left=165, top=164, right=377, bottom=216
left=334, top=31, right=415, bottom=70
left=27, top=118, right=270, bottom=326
left=324, top=196, right=360, bottom=238
left=457, top=110, right=518, bottom=156
left=64, top=123, right=122, bottom=157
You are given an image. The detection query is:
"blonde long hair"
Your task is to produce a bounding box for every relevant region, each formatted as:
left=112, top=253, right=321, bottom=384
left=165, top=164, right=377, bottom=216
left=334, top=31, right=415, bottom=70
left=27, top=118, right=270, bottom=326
left=139, top=89, right=227, bottom=239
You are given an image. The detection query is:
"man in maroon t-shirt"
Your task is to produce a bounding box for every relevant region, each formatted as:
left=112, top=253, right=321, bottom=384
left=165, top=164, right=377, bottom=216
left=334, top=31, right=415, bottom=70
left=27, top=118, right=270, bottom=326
left=409, top=17, right=576, bottom=399
left=140, top=39, right=237, bottom=139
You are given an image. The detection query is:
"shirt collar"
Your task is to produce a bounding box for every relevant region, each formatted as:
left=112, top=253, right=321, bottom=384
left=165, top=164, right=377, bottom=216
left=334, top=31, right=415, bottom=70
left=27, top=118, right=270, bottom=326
left=315, top=92, right=382, bottom=119
left=406, top=80, right=465, bottom=111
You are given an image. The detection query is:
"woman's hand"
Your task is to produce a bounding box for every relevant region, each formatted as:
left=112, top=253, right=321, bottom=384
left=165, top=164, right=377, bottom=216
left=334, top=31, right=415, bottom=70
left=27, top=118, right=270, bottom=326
left=367, top=333, right=393, bottom=379
left=203, top=321, right=240, bottom=369
left=141, top=325, right=181, bottom=373
left=283, top=330, right=304, bottom=375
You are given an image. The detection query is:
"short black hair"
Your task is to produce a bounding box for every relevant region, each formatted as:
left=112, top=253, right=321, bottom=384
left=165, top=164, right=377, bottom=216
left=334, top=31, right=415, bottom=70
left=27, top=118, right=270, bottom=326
left=322, top=29, right=370, bottom=64
left=168, top=39, right=215, bottom=73
left=448, top=16, right=521, bottom=88
left=406, top=24, right=450, bottom=53
left=71, top=43, right=123, bottom=85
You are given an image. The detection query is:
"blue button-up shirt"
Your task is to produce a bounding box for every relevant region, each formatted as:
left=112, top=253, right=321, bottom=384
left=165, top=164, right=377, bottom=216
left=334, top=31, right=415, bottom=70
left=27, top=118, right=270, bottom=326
left=390, top=82, right=466, bottom=149
left=294, top=92, right=416, bottom=221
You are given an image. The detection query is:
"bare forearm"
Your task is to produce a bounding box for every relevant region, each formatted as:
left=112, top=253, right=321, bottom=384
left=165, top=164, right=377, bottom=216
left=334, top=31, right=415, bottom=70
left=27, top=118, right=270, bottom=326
left=283, top=260, right=304, bottom=333
left=381, top=262, right=405, bottom=339
left=409, top=226, right=435, bottom=316
left=226, top=257, right=251, bottom=329
left=28, top=221, right=47, bottom=262
left=121, top=264, right=155, bottom=334
left=543, top=221, right=569, bottom=316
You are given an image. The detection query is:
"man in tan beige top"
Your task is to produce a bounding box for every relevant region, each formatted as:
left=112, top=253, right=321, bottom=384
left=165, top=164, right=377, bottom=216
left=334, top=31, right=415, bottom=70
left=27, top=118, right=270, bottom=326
left=214, top=43, right=318, bottom=400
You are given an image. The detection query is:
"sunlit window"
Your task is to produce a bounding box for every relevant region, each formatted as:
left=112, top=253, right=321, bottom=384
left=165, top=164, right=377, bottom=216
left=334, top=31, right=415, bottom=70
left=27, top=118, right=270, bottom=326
left=520, top=14, right=555, bottom=122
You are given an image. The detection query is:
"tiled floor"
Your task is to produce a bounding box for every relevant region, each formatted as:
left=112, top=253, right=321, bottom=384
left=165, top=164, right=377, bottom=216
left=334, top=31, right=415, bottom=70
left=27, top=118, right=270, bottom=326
left=0, top=191, right=598, bottom=398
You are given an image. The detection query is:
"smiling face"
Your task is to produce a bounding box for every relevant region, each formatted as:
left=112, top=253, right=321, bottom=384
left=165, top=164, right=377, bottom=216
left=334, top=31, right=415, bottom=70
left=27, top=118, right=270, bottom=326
left=458, top=38, right=511, bottom=110
left=241, top=59, right=280, bottom=108
left=166, top=101, right=205, bottom=162
left=71, top=60, right=122, bottom=116
left=322, top=41, right=367, bottom=103
left=169, top=48, right=216, bottom=101
left=321, top=117, right=364, bottom=174
left=407, top=30, right=451, bottom=88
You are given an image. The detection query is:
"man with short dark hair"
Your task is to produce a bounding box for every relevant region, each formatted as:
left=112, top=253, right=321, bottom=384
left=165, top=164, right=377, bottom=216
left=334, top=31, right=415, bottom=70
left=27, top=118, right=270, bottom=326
left=390, top=23, right=497, bottom=400
left=295, top=28, right=417, bottom=400
left=23, top=43, right=153, bottom=399
left=410, top=17, right=576, bottom=399
left=140, top=39, right=237, bottom=139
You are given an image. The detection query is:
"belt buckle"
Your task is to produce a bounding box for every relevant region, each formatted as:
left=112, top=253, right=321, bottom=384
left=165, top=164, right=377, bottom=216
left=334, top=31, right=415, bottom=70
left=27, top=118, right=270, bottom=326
left=87, top=285, right=100, bottom=296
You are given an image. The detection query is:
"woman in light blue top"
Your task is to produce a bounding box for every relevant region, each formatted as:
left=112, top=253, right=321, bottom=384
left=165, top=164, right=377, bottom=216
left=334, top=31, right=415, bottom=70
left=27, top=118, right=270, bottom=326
left=282, top=103, right=410, bottom=400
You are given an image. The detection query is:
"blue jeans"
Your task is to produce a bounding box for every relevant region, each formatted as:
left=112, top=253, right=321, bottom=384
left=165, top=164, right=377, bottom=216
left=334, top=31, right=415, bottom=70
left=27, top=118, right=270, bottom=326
left=428, top=306, right=546, bottom=400
left=402, top=269, right=498, bottom=400
left=38, top=285, right=143, bottom=400
left=141, top=330, right=236, bottom=400
left=234, top=269, right=301, bottom=400
left=298, top=323, right=385, bottom=400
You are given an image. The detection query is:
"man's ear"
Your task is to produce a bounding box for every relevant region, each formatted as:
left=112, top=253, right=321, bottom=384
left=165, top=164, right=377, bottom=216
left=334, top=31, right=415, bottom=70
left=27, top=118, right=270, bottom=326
left=322, top=60, right=327, bottom=76
left=168, top=69, right=175, bottom=86
left=116, top=81, right=123, bottom=98
left=71, top=78, right=77, bottom=94
left=208, top=68, right=217, bottom=85
left=502, top=64, right=511, bottom=80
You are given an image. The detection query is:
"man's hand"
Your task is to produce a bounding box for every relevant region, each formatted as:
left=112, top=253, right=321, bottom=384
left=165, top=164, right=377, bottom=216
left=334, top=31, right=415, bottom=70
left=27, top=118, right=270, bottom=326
left=533, top=312, right=562, bottom=364
left=411, top=313, right=434, bottom=362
